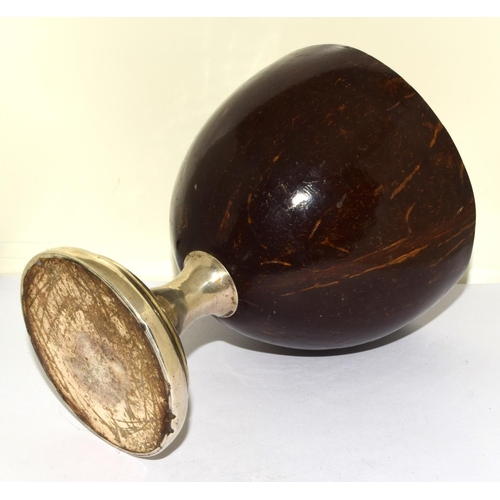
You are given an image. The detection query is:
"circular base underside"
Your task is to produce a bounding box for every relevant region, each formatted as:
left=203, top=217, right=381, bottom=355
left=21, top=249, right=187, bottom=456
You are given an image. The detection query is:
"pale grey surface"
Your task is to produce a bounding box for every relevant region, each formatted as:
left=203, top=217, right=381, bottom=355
left=1, top=275, right=499, bottom=481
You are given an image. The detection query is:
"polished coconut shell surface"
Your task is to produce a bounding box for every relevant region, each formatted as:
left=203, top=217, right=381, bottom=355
left=171, top=45, right=475, bottom=349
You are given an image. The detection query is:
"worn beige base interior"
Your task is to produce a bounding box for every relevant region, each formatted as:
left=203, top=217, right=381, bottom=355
left=22, top=254, right=181, bottom=455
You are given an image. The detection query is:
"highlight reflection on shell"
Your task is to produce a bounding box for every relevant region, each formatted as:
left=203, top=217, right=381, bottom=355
left=172, top=45, right=475, bottom=349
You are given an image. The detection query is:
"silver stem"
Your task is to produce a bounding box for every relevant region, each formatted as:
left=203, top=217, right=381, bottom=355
left=151, top=251, right=238, bottom=335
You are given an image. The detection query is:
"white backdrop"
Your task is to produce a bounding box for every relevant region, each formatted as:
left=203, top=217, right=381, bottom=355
left=1, top=18, right=498, bottom=282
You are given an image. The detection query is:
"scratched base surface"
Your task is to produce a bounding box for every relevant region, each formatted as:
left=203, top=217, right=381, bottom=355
left=22, top=257, right=171, bottom=454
